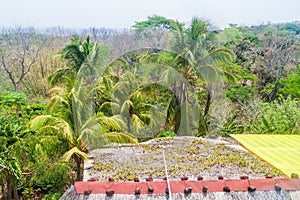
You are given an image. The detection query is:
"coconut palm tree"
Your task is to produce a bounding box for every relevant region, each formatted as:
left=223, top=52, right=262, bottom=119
left=171, top=18, right=234, bottom=115
left=48, top=36, right=109, bottom=89
left=97, top=69, right=167, bottom=138
left=32, top=37, right=137, bottom=181
left=138, top=51, right=209, bottom=136
left=30, top=84, right=138, bottom=181
left=138, top=18, right=235, bottom=136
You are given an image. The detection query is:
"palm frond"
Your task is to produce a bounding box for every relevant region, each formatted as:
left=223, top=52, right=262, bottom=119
left=223, top=71, right=237, bottom=83
left=120, top=100, right=133, bottom=115
left=102, top=132, right=138, bottom=145
left=97, top=113, right=126, bottom=132
left=99, top=101, right=120, bottom=113
left=207, top=48, right=232, bottom=62
left=131, top=114, right=145, bottom=133
left=159, top=67, right=183, bottom=86
left=30, top=115, right=76, bottom=145
left=79, top=115, right=100, bottom=139
left=30, top=115, right=60, bottom=130
left=195, top=64, right=222, bottom=82
left=60, top=43, right=85, bottom=71
left=62, top=147, right=88, bottom=162
left=48, top=68, right=75, bottom=87
left=48, top=93, right=70, bottom=113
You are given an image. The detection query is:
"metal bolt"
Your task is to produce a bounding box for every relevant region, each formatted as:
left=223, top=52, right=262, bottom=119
left=202, top=186, right=208, bottom=193
left=135, top=188, right=141, bottom=195
left=184, top=187, right=192, bottom=194
left=223, top=186, right=230, bottom=192
left=106, top=189, right=114, bottom=196
left=248, top=186, right=256, bottom=192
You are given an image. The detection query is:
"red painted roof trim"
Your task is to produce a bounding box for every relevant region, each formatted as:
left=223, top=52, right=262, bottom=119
left=75, top=178, right=300, bottom=194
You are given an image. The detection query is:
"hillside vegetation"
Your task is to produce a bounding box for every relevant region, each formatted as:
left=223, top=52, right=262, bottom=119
left=0, top=17, right=299, bottom=199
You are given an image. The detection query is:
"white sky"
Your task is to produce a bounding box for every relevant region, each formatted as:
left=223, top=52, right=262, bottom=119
left=0, top=0, right=299, bottom=29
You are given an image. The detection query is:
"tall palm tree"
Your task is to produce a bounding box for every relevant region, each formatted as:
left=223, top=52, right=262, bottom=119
left=48, top=36, right=101, bottom=88
left=138, top=18, right=235, bottom=136
left=171, top=18, right=234, bottom=115
left=32, top=37, right=137, bottom=181
left=138, top=51, right=209, bottom=136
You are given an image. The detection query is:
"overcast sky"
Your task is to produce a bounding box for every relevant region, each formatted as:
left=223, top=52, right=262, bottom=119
left=0, top=0, right=299, bottom=29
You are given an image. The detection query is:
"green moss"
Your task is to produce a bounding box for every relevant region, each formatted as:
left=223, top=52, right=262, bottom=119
left=113, top=169, right=137, bottom=181
left=94, top=163, right=112, bottom=171
left=89, top=137, right=284, bottom=181
left=185, top=146, right=198, bottom=154
left=192, top=139, right=204, bottom=145
left=154, top=137, right=175, bottom=142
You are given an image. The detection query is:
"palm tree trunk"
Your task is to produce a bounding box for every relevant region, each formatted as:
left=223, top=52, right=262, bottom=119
left=174, top=95, right=181, bottom=134
left=75, top=156, right=82, bottom=181
left=174, top=104, right=181, bottom=134
left=198, top=112, right=208, bottom=137
left=163, top=102, right=173, bottom=131
left=126, top=116, right=131, bottom=133
left=204, top=90, right=211, bottom=117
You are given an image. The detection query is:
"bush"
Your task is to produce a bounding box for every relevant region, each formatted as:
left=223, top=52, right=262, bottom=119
left=24, top=161, right=72, bottom=196
left=42, top=192, right=63, bottom=200
left=157, top=130, right=176, bottom=138
left=247, top=97, right=300, bottom=134
left=220, top=115, right=244, bottom=136
left=226, top=84, right=258, bottom=102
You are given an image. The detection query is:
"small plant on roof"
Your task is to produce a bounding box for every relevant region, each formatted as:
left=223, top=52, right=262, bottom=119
left=157, top=130, right=176, bottom=138
left=192, top=139, right=204, bottom=145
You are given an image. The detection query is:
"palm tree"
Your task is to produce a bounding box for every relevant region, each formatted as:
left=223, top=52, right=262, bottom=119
left=31, top=38, right=137, bottom=181
left=138, top=18, right=235, bottom=136
left=30, top=85, right=138, bottom=181
left=97, top=69, right=167, bottom=138
left=48, top=36, right=105, bottom=89
left=171, top=18, right=234, bottom=115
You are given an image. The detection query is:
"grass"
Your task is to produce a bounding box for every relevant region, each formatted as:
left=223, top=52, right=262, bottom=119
left=231, top=134, right=300, bottom=177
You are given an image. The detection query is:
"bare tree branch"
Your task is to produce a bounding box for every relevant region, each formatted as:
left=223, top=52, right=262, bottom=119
left=0, top=26, right=41, bottom=91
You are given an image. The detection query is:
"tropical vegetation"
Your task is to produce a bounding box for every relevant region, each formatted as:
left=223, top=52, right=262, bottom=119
left=0, top=16, right=299, bottom=199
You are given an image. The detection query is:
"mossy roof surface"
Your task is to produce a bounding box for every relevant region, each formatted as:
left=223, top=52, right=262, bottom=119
left=86, top=137, right=283, bottom=181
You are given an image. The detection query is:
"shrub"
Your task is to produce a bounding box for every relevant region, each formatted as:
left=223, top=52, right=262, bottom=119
left=220, top=114, right=244, bottom=136
left=157, top=130, right=176, bottom=138
left=42, top=192, right=63, bottom=200
left=226, top=84, right=258, bottom=102
left=247, top=97, right=300, bottom=134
